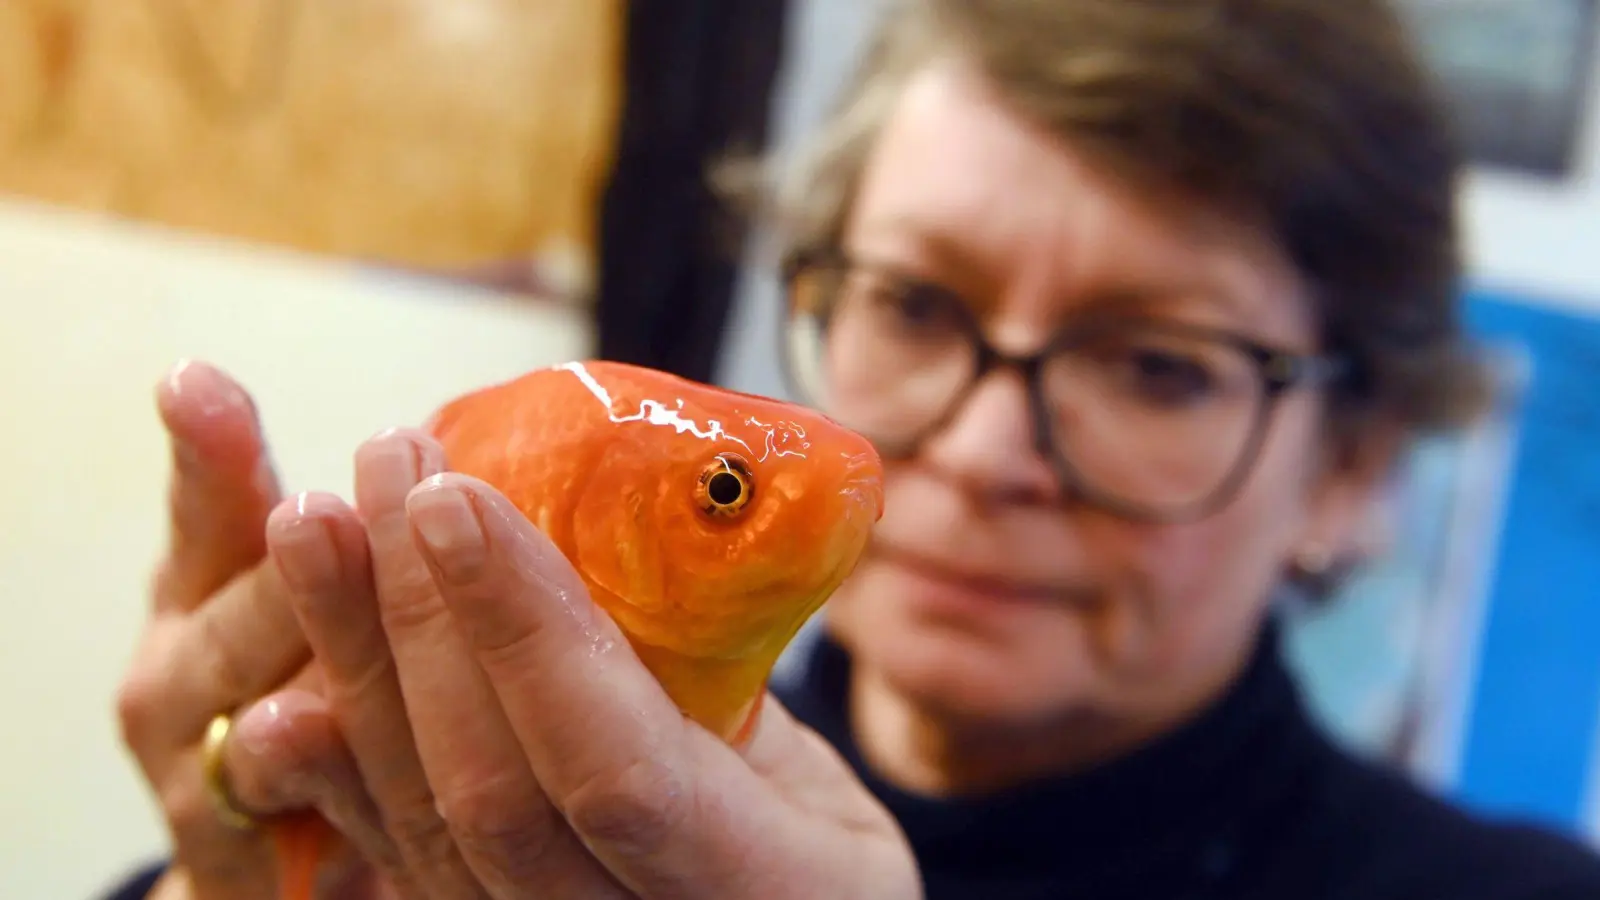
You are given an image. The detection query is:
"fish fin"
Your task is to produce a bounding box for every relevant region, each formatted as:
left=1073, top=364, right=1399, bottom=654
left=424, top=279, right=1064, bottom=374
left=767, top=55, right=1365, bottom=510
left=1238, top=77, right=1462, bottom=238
left=575, top=487, right=665, bottom=620
left=730, top=684, right=767, bottom=750
left=270, top=813, right=336, bottom=900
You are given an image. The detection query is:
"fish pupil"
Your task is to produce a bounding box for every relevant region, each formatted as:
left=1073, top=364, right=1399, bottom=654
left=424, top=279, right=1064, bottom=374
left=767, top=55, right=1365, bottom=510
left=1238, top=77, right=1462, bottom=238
left=707, top=471, right=744, bottom=506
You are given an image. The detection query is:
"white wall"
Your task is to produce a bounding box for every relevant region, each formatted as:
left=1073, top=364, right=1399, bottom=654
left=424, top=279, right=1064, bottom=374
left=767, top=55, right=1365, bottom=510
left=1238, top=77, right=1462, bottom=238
left=1462, top=124, right=1600, bottom=314
left=0, top=198, right=589, bottom=899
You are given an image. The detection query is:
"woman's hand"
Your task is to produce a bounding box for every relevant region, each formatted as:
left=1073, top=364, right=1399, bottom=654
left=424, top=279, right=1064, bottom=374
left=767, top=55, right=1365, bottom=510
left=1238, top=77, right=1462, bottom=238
left=244, top=426, right=922, bottom=899
left=114, top=361, right=386, bottom=900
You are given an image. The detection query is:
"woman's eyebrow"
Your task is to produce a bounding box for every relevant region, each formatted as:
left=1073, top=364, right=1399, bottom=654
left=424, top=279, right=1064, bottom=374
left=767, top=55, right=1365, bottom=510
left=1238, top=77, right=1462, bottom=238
left=849, top=215, right=993, bottom=273
left=847, top=225, right=1013, bottom=316
left=851, top=219, right=1274, bottom=325
left=1072, top=282, right=1266, bottom=323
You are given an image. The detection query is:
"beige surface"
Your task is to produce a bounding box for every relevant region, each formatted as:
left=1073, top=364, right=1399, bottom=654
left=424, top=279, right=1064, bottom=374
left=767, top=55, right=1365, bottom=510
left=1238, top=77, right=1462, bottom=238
left=0, top=198, right=589, bottom=899
left=0, top=0, right=622, bottom=300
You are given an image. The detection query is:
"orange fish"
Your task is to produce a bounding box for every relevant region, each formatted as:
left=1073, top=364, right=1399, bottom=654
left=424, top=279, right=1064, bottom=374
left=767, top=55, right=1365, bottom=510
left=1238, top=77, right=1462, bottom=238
left=270, top=360, right=885, bottom=899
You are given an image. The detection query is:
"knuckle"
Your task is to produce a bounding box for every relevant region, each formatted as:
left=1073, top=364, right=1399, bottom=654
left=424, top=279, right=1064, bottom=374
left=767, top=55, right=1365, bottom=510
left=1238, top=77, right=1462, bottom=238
left=562, top=755, right=695, bottom=861
left=114, top=632, right=178, bottom=755
left=435, top=773, right=560, bottom=862
left=384, top=792, right=455, bottom=858
left=467, top=609, right=546, bottom=672
left=194, top=601, right=254, bottom=701
left=326, top=650, right=397, bottom=710
left=148, top=559, right=177, bottom=607
left=376, top=571, right=452, bottom=635
left=114, top=669, right=162, bottom=753
left=162, top=776, right=212, bottom=833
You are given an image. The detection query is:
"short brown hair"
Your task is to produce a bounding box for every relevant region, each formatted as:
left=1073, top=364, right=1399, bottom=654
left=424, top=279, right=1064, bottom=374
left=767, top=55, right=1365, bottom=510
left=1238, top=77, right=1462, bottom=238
left=739, top=0, right=1492, bottom=447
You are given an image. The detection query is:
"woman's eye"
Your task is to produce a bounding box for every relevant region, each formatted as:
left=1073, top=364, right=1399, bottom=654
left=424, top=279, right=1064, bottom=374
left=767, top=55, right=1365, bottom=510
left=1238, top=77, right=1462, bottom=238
left=1119, top=348, right=1217, bottom=405
left=893, top=289, right=938, bottom=321
left=880, top=285, right=963, bottom=332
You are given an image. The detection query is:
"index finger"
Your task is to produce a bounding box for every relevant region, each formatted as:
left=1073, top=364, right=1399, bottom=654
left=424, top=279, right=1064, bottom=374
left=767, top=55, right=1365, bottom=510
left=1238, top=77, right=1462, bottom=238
left=153, top=359, right=282, bottom=612
left=406, top=474, right=780, bottom=894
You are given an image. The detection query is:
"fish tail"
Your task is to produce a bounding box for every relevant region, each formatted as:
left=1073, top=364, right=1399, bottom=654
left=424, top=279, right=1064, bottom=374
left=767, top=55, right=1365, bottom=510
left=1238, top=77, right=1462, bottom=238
left=270, top=814, right=336, bottom=900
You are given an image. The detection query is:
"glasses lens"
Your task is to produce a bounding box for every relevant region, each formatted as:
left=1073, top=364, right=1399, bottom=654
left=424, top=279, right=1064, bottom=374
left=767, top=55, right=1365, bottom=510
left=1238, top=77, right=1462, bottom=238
left=786, top=264, right=977, bottom=451
left=1040, top=323, right=1268, bottom=510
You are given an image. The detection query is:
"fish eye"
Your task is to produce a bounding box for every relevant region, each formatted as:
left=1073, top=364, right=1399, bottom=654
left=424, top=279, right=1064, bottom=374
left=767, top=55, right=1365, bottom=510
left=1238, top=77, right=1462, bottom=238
left=696, top=453, right=753, bottom=518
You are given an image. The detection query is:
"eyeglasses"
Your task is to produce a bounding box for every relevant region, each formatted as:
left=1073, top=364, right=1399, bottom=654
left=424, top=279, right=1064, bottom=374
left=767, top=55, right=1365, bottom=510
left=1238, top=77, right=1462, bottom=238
left=778, top=247, right=1348, bottom=523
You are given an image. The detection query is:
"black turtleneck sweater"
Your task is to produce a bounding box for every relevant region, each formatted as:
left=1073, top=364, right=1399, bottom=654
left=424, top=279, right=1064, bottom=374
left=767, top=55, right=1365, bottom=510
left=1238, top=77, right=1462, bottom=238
left=773, top=625, right=1600, bottom=900
left=98, top=625, right=1600, bottom=900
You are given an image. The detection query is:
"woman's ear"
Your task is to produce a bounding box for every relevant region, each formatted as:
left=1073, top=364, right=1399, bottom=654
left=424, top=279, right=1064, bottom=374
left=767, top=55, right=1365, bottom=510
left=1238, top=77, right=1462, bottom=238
left=1289, top=419, right=1407, bottom=601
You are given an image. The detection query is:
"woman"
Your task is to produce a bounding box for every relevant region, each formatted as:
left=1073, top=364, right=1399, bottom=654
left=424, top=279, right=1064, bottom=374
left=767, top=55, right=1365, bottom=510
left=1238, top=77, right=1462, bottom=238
left=105, top=1, right=1600, bottom=898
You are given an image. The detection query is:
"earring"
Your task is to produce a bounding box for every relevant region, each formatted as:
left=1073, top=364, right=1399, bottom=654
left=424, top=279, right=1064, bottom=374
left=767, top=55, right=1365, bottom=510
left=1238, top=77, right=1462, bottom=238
left=1294, top=543, right=1334, bottom=577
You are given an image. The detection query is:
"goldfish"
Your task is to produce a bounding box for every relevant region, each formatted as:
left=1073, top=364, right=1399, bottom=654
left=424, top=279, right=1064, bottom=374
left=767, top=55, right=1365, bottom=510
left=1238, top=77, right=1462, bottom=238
left=268, top=359, right=885, bottom=899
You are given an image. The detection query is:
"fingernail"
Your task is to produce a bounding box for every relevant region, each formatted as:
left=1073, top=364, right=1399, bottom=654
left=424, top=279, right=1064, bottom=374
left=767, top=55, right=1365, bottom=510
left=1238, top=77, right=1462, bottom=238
left=235, top=699, right=318, bottom=800
left=233, top=697, right=284, bottom=758
left=368, top=430, right=443, bottom=484
left=166, top=359, right=262, bottom=445
left=274, top=501, right=343, bottom=591
left=409, top=478, right=487, bottom=584
left=165, top=358, right=203, bottom=396
left=169, top=359, right=251, bottom=417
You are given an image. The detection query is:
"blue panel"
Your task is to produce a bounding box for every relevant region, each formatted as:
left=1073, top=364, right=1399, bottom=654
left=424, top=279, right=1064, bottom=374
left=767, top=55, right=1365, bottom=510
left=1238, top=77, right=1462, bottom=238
left=1451, top=288, right=1600, bottom=832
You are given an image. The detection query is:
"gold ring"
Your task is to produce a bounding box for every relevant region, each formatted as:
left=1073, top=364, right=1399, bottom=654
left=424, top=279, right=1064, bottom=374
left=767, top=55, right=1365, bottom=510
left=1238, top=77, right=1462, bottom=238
left=200, top=713, right=259, bottom=831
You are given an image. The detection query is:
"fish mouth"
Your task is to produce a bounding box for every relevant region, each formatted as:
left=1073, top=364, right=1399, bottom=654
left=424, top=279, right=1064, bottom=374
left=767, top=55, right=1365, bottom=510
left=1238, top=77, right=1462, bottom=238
left=828, top=466, right=883, bottom=594
left=841, top=451, right=886, bottom=523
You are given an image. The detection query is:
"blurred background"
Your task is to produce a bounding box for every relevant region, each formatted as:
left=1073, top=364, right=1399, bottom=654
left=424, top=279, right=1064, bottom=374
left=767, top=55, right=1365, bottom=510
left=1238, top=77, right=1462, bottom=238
left=0, top=1, right=1595, bottom=896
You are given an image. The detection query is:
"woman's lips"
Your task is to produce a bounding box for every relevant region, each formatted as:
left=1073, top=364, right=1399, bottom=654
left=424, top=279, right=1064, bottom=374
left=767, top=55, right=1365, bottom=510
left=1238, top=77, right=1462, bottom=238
left=867, top=540, right=1072, bottom=608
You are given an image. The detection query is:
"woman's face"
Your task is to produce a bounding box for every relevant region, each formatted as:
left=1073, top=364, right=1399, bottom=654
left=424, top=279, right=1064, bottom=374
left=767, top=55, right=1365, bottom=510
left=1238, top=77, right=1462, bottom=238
left=819, top=59, right=1383, bottom=732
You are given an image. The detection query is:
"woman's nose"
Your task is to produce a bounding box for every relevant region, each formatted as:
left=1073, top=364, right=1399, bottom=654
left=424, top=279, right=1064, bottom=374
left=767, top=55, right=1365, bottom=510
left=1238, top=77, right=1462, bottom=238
left=917, top=368, right=1062, bottom=505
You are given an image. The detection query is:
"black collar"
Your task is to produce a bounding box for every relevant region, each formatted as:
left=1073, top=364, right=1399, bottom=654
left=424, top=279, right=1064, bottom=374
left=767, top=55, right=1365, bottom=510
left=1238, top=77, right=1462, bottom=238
left=775, top=619, right=1331, bottom=897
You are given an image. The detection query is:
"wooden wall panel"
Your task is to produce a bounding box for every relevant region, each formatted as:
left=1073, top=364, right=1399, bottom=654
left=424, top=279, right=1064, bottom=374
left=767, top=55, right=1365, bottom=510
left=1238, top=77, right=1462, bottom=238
left=0, top=0, right=622, bottom=300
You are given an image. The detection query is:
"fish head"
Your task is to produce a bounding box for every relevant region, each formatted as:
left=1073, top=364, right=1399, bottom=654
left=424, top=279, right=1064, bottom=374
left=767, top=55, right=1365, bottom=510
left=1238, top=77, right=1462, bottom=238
left=571, top=386, right=884, bottom=663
